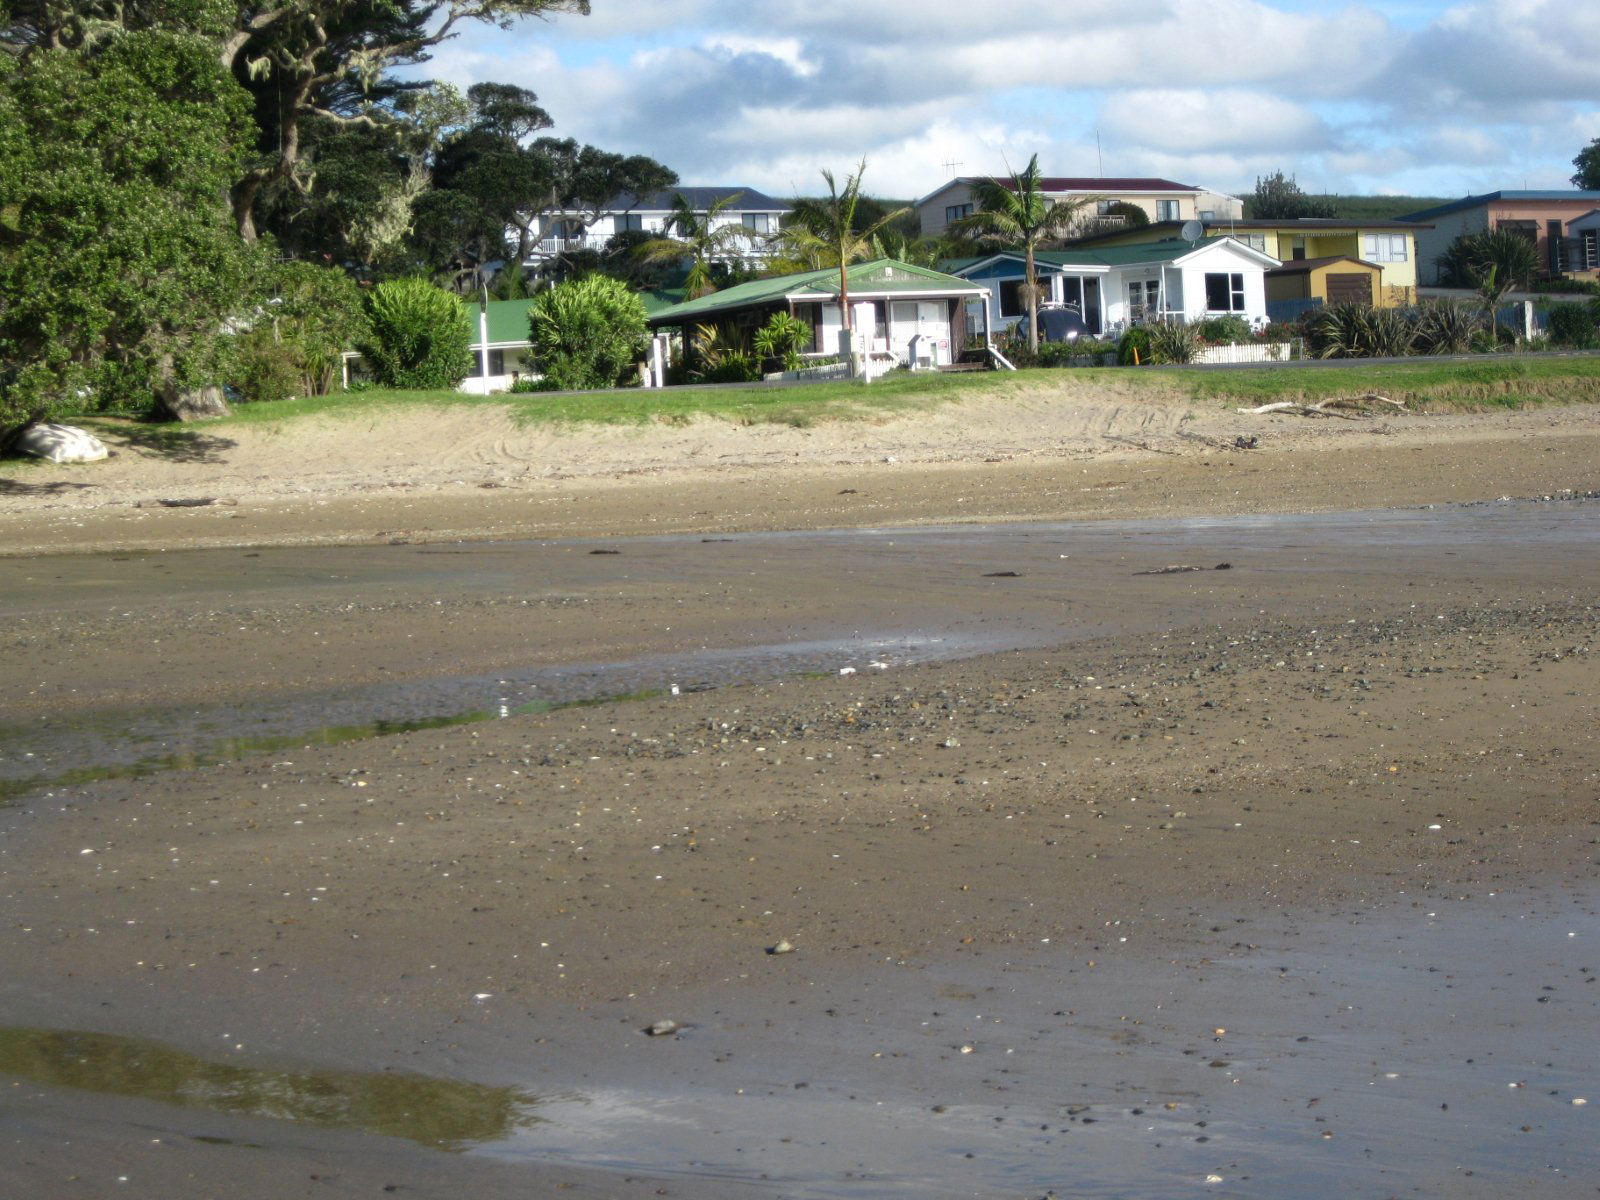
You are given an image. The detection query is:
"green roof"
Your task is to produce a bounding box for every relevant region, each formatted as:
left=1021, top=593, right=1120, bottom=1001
left=480, top=299, right=536, bottom=347
left=647, top=259, right=987, bottom=324
left=942, top=237, right=1269, bottom=277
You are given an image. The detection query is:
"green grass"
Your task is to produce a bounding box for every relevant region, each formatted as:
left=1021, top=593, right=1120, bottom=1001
left=25, top=353, right=1600, bottom=456
left=1169, top=355, right=1600, bottom=411
left=132, top=370, right=1033, bottom=433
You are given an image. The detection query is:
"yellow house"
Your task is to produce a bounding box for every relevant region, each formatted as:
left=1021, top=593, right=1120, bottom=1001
left=1265, top=256, right=1383, bottom=310
left=1072, top=218, right=1430, bottom=307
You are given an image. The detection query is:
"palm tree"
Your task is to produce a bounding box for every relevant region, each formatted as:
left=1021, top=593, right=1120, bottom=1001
left=785, top=161, right=911, bottom=339
left=951, top=155, right=1094, bottom=353
left=634, top=192, right=750, bottom=298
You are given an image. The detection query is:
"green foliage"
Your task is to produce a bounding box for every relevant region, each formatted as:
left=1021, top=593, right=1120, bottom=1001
left=1437, top=228, right=1540, bottom=292
left=634, top=192, right=750, bottom=299
left=0, top=30, right=265, bottom=432
left=1193, top=315, right=1252, bottom=344
left=783, top=162, right=910, bottom=332
left=1545, top=302, right=1600, bottom=348
left=1573, top=138, right=1600, bottom=191
left=950, top=154, right=1091, bottom=353
left=752, top=311, right=811, bottom=371
left=359, top=278, right=473, bottom=388
left=1145, top=322, right=1203, bottom=365
left=1248, top=171, right=1337, bottom=220
left=1413, top=301, right=1478, bottom=355
left=527, top=274, right=647, bottom=391
left=234, top=330, right=303, bottom=405
left=1308, top=303, right=1422, bottom=358
left=1117, top=326, right=1153, bottom=366
left=258, top=261, right=369, bottom=395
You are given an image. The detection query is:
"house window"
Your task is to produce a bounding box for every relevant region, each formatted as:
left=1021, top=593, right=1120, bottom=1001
left=1157, top=200, right=1180, bottom=221
left=741, top=212, right=772, bottom=234
left=945, top=203, right=973, bottom=223
left=1237, top=233, right=1268, bottom=253
left=1361, top=233, right=1408, bottom=263
left=486, top=350, right=506, bottom=375
left=1127, top=279, right=1160, bottom=323
left=1204, top=272, right=1246, bottom=312
left=1096, top=200, right=1116, bottom=217
left=999, top=279, right=1027, bottom=318
left=615, top=213, right=643, bottom=234
left=1199, top=209, right=1216, bottom=221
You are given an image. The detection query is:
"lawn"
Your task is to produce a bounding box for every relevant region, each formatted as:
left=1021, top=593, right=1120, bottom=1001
left=59, top=352, right=1600, bottom=440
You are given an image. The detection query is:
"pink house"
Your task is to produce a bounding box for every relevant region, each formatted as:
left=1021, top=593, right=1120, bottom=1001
left=1402, top=191, right=1600, bottom=284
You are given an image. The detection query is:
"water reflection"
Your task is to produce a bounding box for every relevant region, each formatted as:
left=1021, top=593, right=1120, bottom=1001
left=0, top=1027, right=549, bottom=1151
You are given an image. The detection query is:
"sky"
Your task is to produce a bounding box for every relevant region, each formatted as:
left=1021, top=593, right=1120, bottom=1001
left=417, top=0, right=1600, bottom=203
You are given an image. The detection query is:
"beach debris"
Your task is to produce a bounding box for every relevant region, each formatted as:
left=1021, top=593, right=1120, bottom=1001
left=147, top=497, right=228, bottom=508
left=768, top=939, right=795, bottom=955
left=941, top=738, right=960, bottom=748
left=1233, top=435, right=1259, bottom=449
left=589, top=549, right=620, bottom=555
left=1235, top=394, right=1406, bottom=419
left=1136, top=562, right=1233, bottom=576
left=646, top=1019, right=680, bottom=1037
left=839, top=666, right=856, bottom=675
left=983, top=571, right=1021, bottom=578
left=13, top=423, right=108, bottom=463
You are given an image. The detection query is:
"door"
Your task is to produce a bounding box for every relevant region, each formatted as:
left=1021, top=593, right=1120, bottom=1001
left=1326, top=272, right=1373, bottom=307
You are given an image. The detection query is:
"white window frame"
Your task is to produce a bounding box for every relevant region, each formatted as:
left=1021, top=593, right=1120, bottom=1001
left=1157, top=200, right=1180, bottom=222
left=1361, top=233, right=1408, bottom=263
left=741, top=212, right=772, bottom=234
left=945, top=203, right=973, bottom=223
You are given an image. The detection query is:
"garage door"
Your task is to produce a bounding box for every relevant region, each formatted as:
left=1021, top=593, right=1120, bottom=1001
left=1327, top=273, right=1373, bottom=306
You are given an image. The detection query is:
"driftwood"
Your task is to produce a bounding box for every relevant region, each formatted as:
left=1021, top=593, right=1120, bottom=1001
left=1236, top=393, right=1406, bottom=419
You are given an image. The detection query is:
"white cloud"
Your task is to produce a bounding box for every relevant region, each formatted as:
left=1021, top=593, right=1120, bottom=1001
left=1099, top=89, right=1331, bottom=154
left=401, top=0, right=1600, bottom=200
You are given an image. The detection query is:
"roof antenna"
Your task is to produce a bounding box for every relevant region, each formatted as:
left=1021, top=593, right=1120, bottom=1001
left=942, top=158, right=963, bottom=178
left=1096, top=129, right=1103, bottom=176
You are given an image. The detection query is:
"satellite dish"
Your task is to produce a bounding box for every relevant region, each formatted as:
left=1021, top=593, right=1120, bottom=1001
left=1180, top=219, right=1205, bottom=245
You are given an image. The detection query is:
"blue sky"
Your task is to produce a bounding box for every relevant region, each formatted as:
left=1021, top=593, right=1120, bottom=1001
left=418, top=0, right=1600, bottom=202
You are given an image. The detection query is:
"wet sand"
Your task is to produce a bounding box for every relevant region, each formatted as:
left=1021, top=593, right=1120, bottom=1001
left=2, top=398, right=1599, bottom=1197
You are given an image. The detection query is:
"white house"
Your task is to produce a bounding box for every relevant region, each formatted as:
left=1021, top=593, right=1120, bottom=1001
left=916, top=176, right=1242, bottom=239
left=944, top=237, right=1279, bottom=337
left=526, top=185, right=790, bottom=264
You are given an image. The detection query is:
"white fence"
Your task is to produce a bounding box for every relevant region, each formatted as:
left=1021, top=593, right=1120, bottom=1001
left=1194, top=342, right=1294, bottom=365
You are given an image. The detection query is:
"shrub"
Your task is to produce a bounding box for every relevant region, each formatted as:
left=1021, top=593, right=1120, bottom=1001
left=1146, top=321, right=1202, bottom=364
left=701, top=353, right=761, bottom=383
left=359, top=278, right=473, bottom=388
left=752, top=311, right=810, bottom=372
left=1308, top=303, right=1417, bottom=358
left=1117, top=326, right=1152, bottom=365
left=234, top=329, right=302, bottom=404
left=1194, top=314, right=1251, bottom=344
left=528, top=274, right=648, bottom=391
left=267, top=262, right=370, bottom=395
left=1413, top=301, right=1478, bottom=355
left=1437, top=228, right=1539, bottom=291
left=1545, top=302, right=1600, bottom=348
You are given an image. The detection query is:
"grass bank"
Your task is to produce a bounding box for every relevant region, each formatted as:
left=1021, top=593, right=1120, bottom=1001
left=66, top=352, right=1600, bottom=442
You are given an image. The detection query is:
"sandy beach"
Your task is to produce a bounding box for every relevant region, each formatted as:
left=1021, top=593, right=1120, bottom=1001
left=2, top=386, right=1598, bottom=1197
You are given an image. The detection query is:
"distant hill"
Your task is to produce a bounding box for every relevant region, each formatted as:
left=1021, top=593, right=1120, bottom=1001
left=1241, top=195, right=1455, bottom=221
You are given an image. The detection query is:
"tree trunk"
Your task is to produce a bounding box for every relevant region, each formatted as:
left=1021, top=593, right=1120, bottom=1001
left=1025, top=241, right=1040, bottom=354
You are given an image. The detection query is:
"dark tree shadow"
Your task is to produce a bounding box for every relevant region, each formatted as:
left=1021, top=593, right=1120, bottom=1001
left=104, top=426, right=237, bottom=464
left=0, top=478, right=100, bottom=495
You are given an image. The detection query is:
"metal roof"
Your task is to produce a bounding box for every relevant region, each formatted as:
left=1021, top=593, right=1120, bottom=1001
left=1070, top=218, right=1430, bottom=248
left=607, top=185, right=790, bottom=213
left=943, top=236, right=1279, bottom=276
left=1266, top=255, right=1382, bottom=275
left=1396, top=191, right=1600, bottom=222
left=646, top=259, right=988, bottom=325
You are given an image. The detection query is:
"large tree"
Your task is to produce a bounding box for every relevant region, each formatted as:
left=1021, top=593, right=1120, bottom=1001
left=633, top=192, right=750, bottom=298
left=951, top=154, right=1091, bottom=353
left=1572, top=138, right=1600, bottom=191
left=784, top=162, right=910, bottom=340
left=0, top=29, right=265, bottom=432
left=2, top=1, right=593, bottom=241
left=1248, top=170, right=1336, bottom=220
